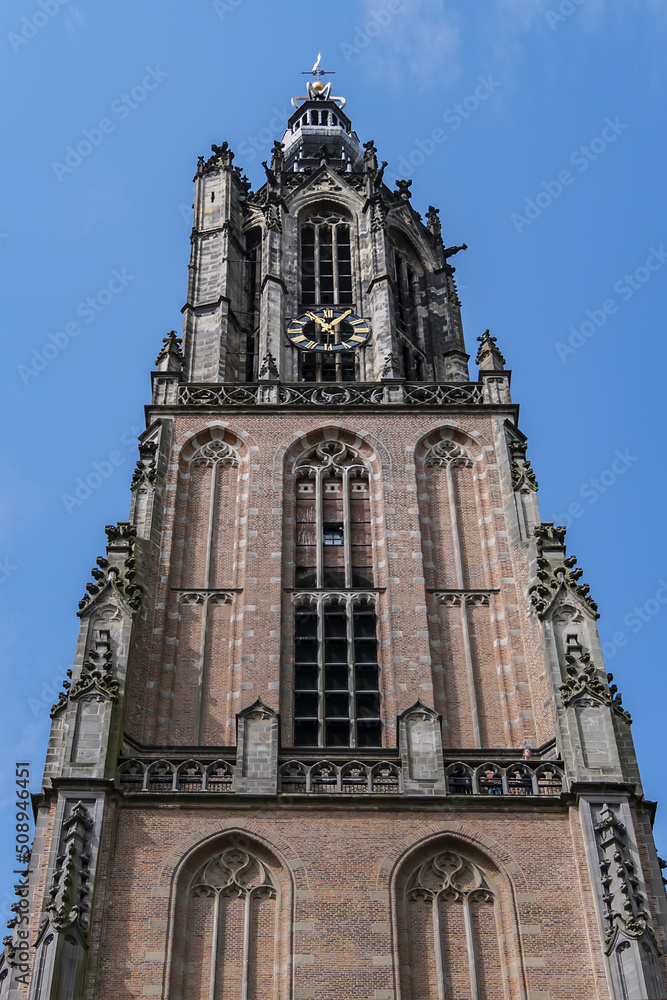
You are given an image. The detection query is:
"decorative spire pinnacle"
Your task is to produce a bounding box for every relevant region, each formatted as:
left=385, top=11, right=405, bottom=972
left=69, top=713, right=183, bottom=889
left=426, top=206, right=442, bottom=242
left=476, top=329, right=506, bottom=371
left=155, top=330, right=183, bottom=372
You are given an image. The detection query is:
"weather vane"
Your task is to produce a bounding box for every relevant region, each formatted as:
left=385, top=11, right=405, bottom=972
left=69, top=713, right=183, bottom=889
left=292, top=53, right=345, bottom=109
left=302, top=52, right=335, bottom=83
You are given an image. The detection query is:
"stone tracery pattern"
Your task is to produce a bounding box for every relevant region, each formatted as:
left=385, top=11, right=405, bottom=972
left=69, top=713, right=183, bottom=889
left=424, top=438, right=473, bottom=469
left=191, top=439, right=240, bottom=469
left=182, top=845, right=279, bottom=1000
left=400, top=849, right=504, bottom=1000
left=191, top=847, right=277, bottom=902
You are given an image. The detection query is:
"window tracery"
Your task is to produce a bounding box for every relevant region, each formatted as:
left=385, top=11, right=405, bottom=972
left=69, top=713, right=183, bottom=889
left=176, top=842, right=283, bottom=1000
left=299, top=212, right=356, bottom=381
left=300, top=212, right=353, bottom=306
left=294, top=442, right=372, bottom=589
left=291, top=441, right=379, bottom=748
left=400, top=849, right=505, bottom=1000
left=393, top=246, right=424, bottom=377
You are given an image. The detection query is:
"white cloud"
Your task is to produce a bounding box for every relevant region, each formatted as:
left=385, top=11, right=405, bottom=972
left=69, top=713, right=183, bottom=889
left=354, top=0, right=461, bottom=90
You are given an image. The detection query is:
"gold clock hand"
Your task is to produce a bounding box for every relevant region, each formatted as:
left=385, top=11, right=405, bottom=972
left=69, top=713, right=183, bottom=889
left=328, top=309, right=353, bottom=328
left=305, top=311, right=333, bottom=335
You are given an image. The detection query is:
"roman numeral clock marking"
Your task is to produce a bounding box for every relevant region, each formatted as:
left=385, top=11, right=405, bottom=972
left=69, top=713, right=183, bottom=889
left=286, top=308, right=372, bottom=353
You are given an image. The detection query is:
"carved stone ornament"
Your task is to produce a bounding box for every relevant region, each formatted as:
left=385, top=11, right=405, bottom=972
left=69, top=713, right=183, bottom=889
left=191, top=846, right=277, bottom=902
left=381, top=352, right=401, bottom=379
left=506, top=423, right=538, bottom=492
left=78, top=522, right=143, bottom=616
left=155, top=329, right=183, bottom=371
left=191, top=440, right=239, bottom=469
left=475, top=329, right=506, bottom=371
left=131, top=440, right=157, bottom=490
left=529, top=523, right=599, bottom=619
left=426, top=205, right=442, bottom=241
left=238, top=698, right=277, bottom=723
left=370, top=195, right=387, bottom=232
left=178, top=380, right=484, bottom=408
left=311, top=173, right=342, bottom=193
left=52, top=645, right=119, bottom=717
left=262, top=190, right=283, bottom=232
left=424, top=438, right=473, bottom=469
left=200, top=140, right=234, bottom=175
left=560, top=639, right=632, bottom=723
left=363, top=139, right=378, bottom=172
left=395, top=178, right=412, bottom=200
left=46, top=802, right=93, bottom=935
left=406, top=850, right=494, bottom=906
left=594, top=803, right=654, bottom=953
left=259, top=350, right=280, bottom=380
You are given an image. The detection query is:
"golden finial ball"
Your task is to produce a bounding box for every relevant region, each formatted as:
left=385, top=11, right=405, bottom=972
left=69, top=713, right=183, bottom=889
left=312, top=81, right=325, bottom=93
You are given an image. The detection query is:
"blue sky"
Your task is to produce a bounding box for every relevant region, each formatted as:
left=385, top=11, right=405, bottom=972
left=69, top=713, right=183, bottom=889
left=1, top=0, right=666, bottom=916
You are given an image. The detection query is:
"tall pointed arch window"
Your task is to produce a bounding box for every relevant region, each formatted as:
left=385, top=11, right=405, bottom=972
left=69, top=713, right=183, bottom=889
left=300, top=212, right=353, bottom=306
left=292, top=442, right=380, bottom=748
left=397, top=848, right=506, bottom=999
left=294, top=442, right=372, bottom=590
left=393, top=242, right=425, bottom=378
left=242, top=227, right=261, bottom=381
left=169, top=837, right=291, bottom=1000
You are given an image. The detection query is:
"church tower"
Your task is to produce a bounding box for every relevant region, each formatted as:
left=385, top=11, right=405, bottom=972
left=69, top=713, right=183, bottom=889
left=6, top=67, right=667, bottom=1000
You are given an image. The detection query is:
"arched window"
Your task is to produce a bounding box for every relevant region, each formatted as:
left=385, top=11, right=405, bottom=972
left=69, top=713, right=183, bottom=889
left=393, top=243, right=425, bottom=377
left=165, top=435, right=242, bottom=746
left=242, top=228, right=261, bottom=382
left=294, top=442, right=372, bottom=589
left=395, top=249, right=417, bottom=338
left=397, top=847, right=506, bottom=999
left=169, top=836, right=291, bottom=1000
left=291, top=441, right=380, bottom=749
left=301, top=212, right=353, bottom=306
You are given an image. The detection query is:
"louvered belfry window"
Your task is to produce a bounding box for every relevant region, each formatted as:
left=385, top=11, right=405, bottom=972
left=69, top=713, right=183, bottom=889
left=292, top=442, right=380, bottom=748
left=300, top=213, right=353, bottom=306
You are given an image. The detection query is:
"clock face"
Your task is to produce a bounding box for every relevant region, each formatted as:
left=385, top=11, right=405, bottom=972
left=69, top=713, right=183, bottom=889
left=286, top=308, right=371, bottom=352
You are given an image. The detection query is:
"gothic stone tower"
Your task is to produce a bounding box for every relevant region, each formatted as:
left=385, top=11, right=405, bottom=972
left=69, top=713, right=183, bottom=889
left=7, top=71, right=667, bottom=1000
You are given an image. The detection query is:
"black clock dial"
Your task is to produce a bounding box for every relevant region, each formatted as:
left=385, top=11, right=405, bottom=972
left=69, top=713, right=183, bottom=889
left=286, top=308, right=371, bottom=352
